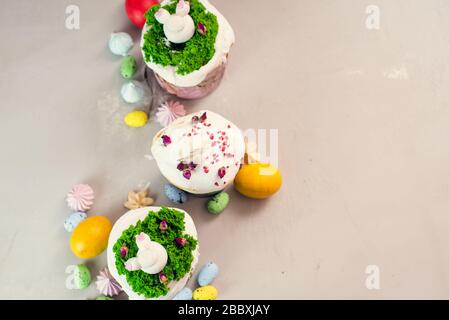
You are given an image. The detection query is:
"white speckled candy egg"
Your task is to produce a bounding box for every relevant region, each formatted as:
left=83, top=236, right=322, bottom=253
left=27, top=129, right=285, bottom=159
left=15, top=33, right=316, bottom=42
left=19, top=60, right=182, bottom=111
left=198, top=261, right=219, bottom=286
left=172, top=287, right=193, bottom=300
left=64, top=212, right=87, bottom=232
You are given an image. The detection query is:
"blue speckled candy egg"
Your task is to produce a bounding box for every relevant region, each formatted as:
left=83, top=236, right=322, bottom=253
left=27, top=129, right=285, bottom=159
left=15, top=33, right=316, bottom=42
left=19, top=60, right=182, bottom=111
left=172, top=287, right=193, bottom=300
left=164, top=184, right=188, bottom=204
left=64, top=212, right=87, bottom=232
left=198, top=261, right=219, bottom=286
left=108, top=32, right=133, bottom=56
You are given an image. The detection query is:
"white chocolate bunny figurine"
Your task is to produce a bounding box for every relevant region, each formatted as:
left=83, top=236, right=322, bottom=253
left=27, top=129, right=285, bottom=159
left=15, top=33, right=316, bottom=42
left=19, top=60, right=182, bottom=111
left=124, top=232, right=168, bottom=274
left=155, top=0, right=195, bottom=44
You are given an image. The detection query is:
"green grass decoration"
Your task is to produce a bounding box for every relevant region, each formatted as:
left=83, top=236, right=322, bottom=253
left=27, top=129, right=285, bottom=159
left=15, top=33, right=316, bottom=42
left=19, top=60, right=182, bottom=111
left=113, top=207, right=198, bottom=298
left=142, top=0, right=219, bottom=75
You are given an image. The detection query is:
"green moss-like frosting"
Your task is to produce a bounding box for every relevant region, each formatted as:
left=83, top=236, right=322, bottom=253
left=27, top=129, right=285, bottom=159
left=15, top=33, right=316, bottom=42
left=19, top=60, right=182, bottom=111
left=113, top=207, right=197, bottom=298
left=142, top=0, right=219, bottom=75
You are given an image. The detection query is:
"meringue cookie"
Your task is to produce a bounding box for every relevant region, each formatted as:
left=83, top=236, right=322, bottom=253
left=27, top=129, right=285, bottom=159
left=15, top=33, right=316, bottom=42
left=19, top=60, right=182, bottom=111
left=109, top=32, right=133, bottom=56
left=121, top=80, right=144, bottom=103
left=155, top=100, right=186, bottom=127
left=124, top=190, right=154, bottom=210
left=95, top=268, right=122, bottom=297
left=66, top=184, right=94, bottom=212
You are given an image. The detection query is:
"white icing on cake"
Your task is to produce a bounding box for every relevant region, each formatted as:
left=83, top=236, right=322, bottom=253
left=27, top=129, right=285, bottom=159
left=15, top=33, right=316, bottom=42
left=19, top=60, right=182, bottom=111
left=107, top=207, right=199, bottom=300
left=151, top=110, right=246, bottom=195
left=140, top=0, right=235, bottom=87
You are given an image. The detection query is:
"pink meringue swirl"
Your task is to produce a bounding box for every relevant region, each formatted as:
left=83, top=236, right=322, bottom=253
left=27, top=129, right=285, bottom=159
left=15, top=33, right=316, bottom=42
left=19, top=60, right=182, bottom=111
left=66, top=184, right=94, bottom=212
left=155, top=100, right=186, bottom=127
left=95, top=268, right=122, bottom=297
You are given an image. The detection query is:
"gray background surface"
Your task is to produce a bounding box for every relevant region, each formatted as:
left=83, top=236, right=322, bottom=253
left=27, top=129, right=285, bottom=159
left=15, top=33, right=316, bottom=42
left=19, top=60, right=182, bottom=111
left=1, top=0, right=449, bottom=299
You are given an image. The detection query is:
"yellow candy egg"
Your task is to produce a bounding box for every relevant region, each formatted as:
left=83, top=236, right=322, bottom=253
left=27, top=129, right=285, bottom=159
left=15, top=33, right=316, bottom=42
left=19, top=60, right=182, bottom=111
left=124, top=111, right=148, bottom=128
left=234, top=163, right=282, bottom=199
left=70, top=216, right=112, bottom=259
left=193, top=285, right=218, bottom=300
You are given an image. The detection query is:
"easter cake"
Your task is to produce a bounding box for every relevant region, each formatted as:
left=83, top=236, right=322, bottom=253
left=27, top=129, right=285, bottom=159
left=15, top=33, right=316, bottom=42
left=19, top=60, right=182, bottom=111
left=107, top=206, right=199, bottom=300
left=141, top=0, right=235, bottom=99
left=151, top=110, right=245, bottom=195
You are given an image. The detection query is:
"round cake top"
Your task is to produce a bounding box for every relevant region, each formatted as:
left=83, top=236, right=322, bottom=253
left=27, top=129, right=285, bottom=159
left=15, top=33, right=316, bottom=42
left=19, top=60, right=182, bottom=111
left=151, top=110, right=245, bottom=195
left=107, top=206, right=199, bottom=300
left=141, top=0, right=235, bottom=87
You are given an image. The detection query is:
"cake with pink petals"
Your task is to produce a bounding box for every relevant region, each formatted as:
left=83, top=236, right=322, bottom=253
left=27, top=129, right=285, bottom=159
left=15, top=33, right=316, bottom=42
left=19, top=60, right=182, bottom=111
left=151, top=110, right=245, bottom=195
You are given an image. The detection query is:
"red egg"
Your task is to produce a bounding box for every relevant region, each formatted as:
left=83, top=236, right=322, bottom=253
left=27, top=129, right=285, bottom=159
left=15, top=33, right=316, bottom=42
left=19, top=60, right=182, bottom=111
left=125, top=0, right=159, bottom=28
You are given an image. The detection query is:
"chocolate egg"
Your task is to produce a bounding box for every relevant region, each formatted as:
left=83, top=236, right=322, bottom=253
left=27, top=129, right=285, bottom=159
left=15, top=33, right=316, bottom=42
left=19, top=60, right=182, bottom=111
left=234, top=163, right=282, bottom=199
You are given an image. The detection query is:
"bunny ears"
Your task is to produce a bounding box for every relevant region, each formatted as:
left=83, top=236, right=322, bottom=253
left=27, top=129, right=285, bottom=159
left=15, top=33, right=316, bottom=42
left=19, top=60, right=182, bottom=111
left=155, top=0, right=195, bottom=44
left=155, top=0, right=191, bottom=23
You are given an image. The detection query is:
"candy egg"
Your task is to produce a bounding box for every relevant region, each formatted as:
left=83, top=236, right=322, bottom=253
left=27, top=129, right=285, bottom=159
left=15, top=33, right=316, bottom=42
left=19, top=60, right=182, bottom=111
left=124, top=111, right=148, bottom=128
left=234, top=163, right=282, bottom=199
left=120, top=55, right=138, bottom=79
left=198, top=262, right=219, bottom=286
left=73, top=264, right=91, bottom=289
left=121, top=80, right=144, bottom=104
left=108, top=32, right=133, bottom=56
left=172, top=287, right=193, bottom=300
left=207, top=192, right=229, bottom=214
left=193, top=285, right=218, bottom=300
left=164, top=184, right=188, bottom=204
left=70, top=216, right=112, bottom=259
left=64, top=212, right=87, bottom=232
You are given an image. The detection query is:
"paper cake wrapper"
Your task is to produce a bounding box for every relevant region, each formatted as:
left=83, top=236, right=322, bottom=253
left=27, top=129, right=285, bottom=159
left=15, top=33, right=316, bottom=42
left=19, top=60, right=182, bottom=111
left=154, top=60, right=228, bottom=100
